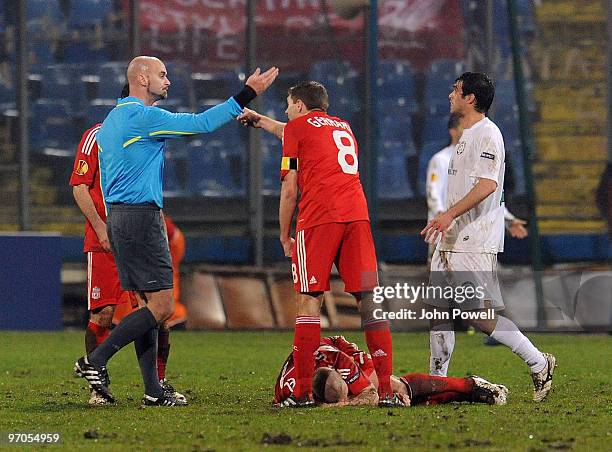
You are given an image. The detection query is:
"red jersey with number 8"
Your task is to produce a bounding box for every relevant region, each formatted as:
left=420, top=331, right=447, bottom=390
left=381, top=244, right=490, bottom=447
left=281, top=111, right=370, bottom=232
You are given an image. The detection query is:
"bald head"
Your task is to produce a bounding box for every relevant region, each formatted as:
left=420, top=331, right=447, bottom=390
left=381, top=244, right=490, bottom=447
left=126, top=56, right=170, bottom=105
left=127, top=56, right=162, bottom=82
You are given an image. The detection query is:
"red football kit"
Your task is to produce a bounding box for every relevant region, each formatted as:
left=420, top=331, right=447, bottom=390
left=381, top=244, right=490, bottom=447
left=69, top=124, right=132, bottom=311
left=281, top=111, right=378, bottom=293
left=274, top=336, right=374, bottom=404
left=273, top=336, right=476, bottom=405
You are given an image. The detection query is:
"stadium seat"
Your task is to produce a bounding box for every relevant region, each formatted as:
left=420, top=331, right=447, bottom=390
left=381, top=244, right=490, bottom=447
left=216, top=276, right=275, bottom=328
left=378, top=59, right=415, bottom=103
left=262, top=135, right=281, bottom=195
left=30, top=99, right=75, bottom=155
left=422, top=114, right=449, bottom=144
left=192, top=70, right=244, bottom=103
left=379, top=111, right=415, bottom=151
left=424, top=59, right=465, bottom=114
left=63, top=39, right=109, bottom=64
left=96, top=62, right=126, bottom=99
left=27, top=0, right=63, bottom=23
left=37, top=64, right=90, bottom=113
left=186, top=139, right=245, bottom=197
left=68, top=0, right=112, bottom=28
left=164, top=61, right=194, bottom=108
left=183, top=272, right=226, bottom=329
left=377, top=148, right=414, bottom=200
left=85, top=99, right=114, bottom=125
left=310, top=60, right=360, bottom=114
left=163, top=153, right=187, bottom=197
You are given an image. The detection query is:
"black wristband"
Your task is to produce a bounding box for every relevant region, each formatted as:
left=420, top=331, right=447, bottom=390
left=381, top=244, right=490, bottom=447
left=233, top=85, right=257, bottom=108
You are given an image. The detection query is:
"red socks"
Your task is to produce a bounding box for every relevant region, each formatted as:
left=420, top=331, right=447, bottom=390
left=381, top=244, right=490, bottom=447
left=293, top=316, right=320, bottom=398
left=157, top=328, right=170, bottom=381
left=86, top=321, right=110, bottom=354
left=364, top=320, right=393, bottom=397
left=401, top=373, right=474, bottom=404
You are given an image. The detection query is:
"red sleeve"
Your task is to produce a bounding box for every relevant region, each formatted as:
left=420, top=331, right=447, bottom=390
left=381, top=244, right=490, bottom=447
left=333, top=351, right=373, bottom=396
left=69, top=125, right=101, bottom=187
left=324, top=336, right=374, bottom=375
left=280, top=120, right=300, bottom=181
left=164, top=216, right=176, bottom=240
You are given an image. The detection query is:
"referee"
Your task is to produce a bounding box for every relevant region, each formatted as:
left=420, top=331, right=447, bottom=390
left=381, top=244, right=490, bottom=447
left=75, top=56, right=278, bottom=406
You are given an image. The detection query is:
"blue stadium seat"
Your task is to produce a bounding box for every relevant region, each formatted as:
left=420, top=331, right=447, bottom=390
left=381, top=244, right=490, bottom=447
left=262, top=135, right=281, bottom=195
left=69, top=0, right=112, bottom=28
left=86, top=99, right=114, bottom=125
left=378, top=59, right=415, bottom=103
left=377, top=148, right=413, bottom=200
left=38, top=64, right=89, bottom=113
left=27, top=0, right=63, bottom=23
left=424, top=59, right=465, bottom=114
left=64, top=39, right=109, bottom=64
left=422, top=114, right=449, bottom=144
left=163, top=152, right=187, bottom=197
left=187, top=140, right=245, bottom=197
left=30, top=99, right=75, bottom=155
left=96, top=62, right=126, bottom=99
left=164, top=62, right=194, bottom=107
left=310, top=60, right=359, bottom=114
left=379, top=113, right=415, bottom=155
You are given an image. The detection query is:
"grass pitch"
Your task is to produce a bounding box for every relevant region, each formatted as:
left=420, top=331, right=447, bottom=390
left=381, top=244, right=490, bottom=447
left=0, top=331, right=609, bottom=451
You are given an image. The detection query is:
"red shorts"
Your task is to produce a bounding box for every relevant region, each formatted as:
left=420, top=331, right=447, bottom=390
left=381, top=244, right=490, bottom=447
left=87, top=251, right=131, bottom=311
left=291, top=221, right=378, bottom=293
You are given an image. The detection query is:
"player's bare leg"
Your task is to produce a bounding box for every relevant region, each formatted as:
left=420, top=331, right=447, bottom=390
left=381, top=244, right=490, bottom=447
left=281, top=292, right=322, bottom=407
left=429, top=311, right=455, bottom=376
left=356, top=292, right=404, bottom=407
left=467, top=308, right=556, bottom=402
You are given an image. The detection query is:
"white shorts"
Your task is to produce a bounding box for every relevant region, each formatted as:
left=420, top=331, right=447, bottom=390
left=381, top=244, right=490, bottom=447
left=425, top=250, right=504, bottom=310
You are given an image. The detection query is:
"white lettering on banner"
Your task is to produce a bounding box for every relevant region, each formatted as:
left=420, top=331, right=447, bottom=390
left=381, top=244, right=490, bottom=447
left=218, top=38, right=240, bottom=60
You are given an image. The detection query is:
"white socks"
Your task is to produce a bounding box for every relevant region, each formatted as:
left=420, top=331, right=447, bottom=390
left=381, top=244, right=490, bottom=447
left=490, top=316, right=546, bottom=373
left=429, top=323, right=455, bottom=376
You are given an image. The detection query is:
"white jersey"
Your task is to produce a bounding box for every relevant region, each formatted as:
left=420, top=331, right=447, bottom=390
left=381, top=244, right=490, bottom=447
left=426, top=145, right=453, bottom=221
left=440, top=117, right=506, bottom=254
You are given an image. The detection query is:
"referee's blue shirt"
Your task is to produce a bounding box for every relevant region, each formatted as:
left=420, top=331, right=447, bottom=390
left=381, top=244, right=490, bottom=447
left=97, top=96, right=243, bottom=208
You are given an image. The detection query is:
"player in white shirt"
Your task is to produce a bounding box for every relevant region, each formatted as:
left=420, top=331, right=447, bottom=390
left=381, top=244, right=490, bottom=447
left=421, top=72, right=555, bottom=402
left=426, top=114, right=528, bottom=260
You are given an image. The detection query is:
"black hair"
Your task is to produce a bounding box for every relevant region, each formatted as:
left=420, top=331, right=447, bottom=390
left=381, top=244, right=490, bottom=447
left=455, top=72, right=494, bottom=113
left=288, top=81, right=329, bottom=112
left=120, top=83, right=129, bottom=98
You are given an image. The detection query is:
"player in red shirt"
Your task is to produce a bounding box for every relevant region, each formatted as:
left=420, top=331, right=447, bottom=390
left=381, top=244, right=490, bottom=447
left=70, top=107, right=185, bottom=405
left=240, top=81, right=400, bottom=407
left=274, top=336, right=508, bottom=407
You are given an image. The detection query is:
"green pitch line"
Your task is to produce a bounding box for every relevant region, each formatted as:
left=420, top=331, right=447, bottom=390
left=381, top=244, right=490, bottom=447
left=0, top=331, right=609, bottom=451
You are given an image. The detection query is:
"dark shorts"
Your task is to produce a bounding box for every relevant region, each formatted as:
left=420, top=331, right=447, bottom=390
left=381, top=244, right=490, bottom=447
left=107, top=203, right=173, bottom=292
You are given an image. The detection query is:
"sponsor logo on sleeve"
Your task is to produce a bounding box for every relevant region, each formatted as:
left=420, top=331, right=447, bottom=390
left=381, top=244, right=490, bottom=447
left=480, top=152, right=495, bottom=160
left=75, top=160, right=89, bottom=175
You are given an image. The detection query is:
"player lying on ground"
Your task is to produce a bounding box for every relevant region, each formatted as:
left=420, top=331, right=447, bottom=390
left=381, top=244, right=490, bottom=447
left=274, top=336, right=507, bottom=407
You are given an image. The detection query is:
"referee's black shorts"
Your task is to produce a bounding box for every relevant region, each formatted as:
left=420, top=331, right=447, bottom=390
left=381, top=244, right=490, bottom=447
left=106, top=203, right=173, bottom=292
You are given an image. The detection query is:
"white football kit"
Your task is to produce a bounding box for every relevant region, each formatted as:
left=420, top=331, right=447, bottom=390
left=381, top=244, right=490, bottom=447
left=429, top=117, right=506, bottom=310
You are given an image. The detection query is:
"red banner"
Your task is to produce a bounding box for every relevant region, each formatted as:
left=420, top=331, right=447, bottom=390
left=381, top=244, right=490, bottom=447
left=132, top=0, right=463, bottom=70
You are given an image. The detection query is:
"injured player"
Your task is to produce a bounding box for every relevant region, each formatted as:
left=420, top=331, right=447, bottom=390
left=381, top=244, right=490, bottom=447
left=273, top=336, right=508, bottom=407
